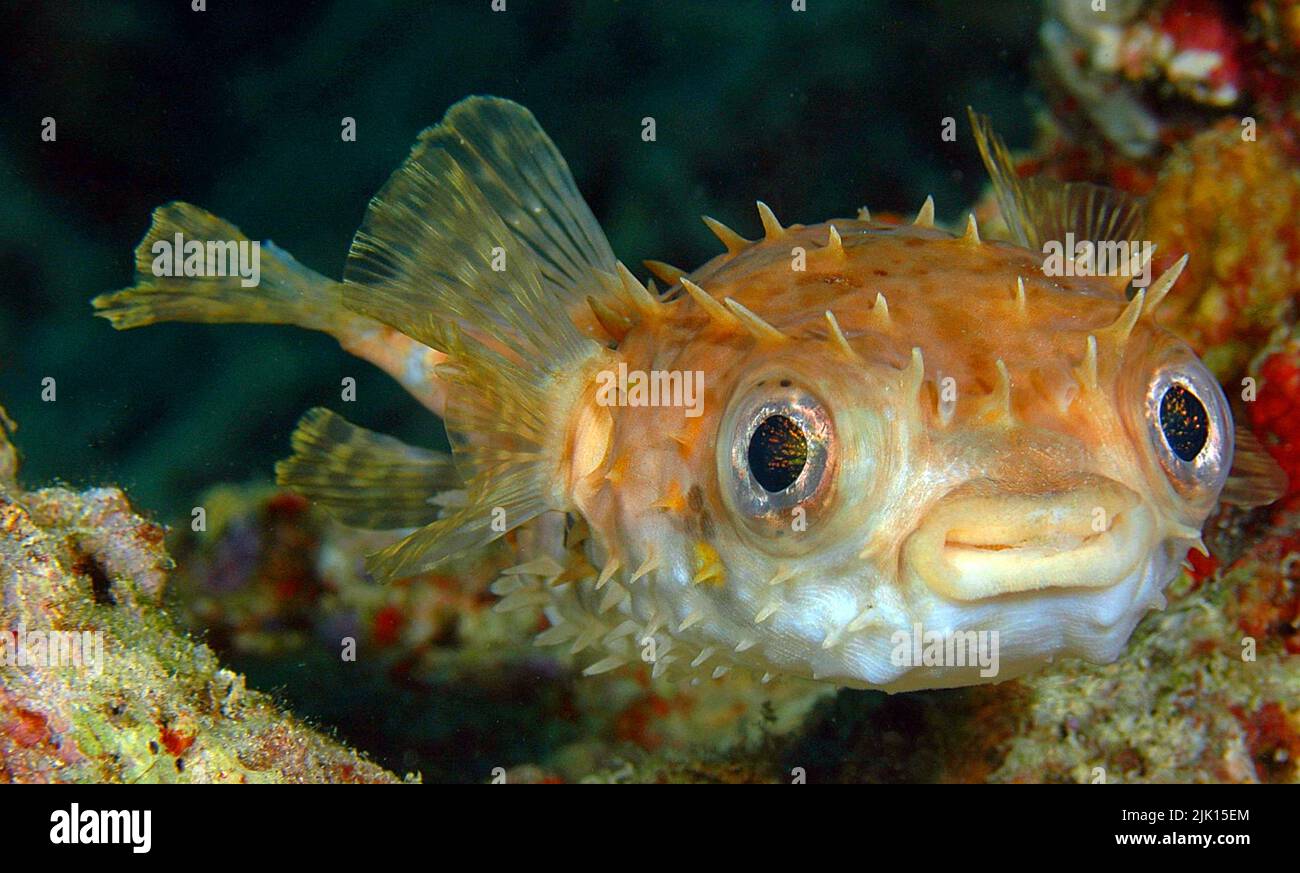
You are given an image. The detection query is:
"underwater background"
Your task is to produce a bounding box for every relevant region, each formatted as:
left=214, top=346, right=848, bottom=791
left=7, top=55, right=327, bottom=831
left=0, top=0, right=1036, bottom=516
left=2, top=0, right=1298, bottom=783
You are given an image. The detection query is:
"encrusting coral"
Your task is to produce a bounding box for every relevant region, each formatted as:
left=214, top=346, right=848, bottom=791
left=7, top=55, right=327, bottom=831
left=1144, top=121, right=1300, bottom=380
left=0, top=411, right=402, bottom=783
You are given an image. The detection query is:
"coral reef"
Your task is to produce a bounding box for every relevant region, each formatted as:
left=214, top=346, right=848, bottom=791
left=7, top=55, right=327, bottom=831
left=1041, top=0, right=1300, bottom=160
left=0, top=416, right=401, bottom=783
left=989, top=558, right=1298, bottom=783
left=1144, top=120, right=1300, bottom=379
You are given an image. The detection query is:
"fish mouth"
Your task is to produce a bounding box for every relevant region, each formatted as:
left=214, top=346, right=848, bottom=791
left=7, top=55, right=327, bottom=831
left=902, top=477, right=1154, bottom=601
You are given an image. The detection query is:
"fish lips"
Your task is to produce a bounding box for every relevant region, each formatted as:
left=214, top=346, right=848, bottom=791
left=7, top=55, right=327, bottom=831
left=901, top=477, right=1156, bottom=601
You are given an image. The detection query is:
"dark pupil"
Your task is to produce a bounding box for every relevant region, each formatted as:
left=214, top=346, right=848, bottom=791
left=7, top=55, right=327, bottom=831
left=1159, top=384, right=1209, bottom=462
left=747, top=415, right=808, bottom=493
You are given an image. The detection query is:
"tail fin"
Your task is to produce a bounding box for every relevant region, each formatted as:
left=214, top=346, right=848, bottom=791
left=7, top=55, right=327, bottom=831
left=275, top=408, right=459, bottom=530
left=92, top=202, right=344, bottom=332
left=341, top=96, right=623, bottom=580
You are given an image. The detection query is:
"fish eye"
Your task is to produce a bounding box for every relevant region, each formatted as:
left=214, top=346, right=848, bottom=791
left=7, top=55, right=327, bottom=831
left=747, top=414, right=807, bottom=492
left=722, top=378, right=836, bottom=544
left=1159, top=383, right=1208, bottom=462
left=1142, top=363, right=1231, bottom=499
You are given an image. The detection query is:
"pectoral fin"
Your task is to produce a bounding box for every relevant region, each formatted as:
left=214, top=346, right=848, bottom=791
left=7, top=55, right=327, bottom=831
left=1221, top=424, right=1289, bottom=508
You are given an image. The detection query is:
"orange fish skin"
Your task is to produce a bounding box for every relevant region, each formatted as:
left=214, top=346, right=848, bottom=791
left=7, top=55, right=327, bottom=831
left=556, top=215, right=1227, bottom=690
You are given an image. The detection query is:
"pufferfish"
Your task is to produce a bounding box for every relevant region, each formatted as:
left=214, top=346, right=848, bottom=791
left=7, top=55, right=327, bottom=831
left=93, top=98, right=1285, bottom=691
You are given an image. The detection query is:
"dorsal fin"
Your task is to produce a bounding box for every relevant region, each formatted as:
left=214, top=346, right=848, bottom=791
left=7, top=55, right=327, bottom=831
left=342, top=97, right=617, bottom=579
left=415, top=97, right=622, bottom=319
left=967, top=108, right=1146, bottom=256
left=345, top=97, right=621, bottom=354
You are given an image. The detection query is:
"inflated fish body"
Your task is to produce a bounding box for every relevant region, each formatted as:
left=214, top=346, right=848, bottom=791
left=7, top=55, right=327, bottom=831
left=96, top=98, right=1284, bottom=690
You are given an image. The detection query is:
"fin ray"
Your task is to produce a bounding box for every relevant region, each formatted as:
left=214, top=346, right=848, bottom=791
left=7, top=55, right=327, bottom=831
left=968, top=109, right=1146, bottom=256
left=343, top=97, right=613, bottom=579
left=275, top=408, right=459, bottom=530
left=1221, top=425, right=1288, bottom=508
left=418, top=99, right=617, bottom=294
left=93, top=202, right=347, bottom=331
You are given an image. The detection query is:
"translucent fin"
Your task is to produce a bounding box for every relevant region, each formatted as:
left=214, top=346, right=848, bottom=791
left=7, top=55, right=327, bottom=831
left=92, top=202, right=344, bottom=331
left=1220, top=424, right=1288, bottom=508
left=93, top=202, right=452, bottom=417
left=275, top=408, right=458, bottom=530
left=344, top=97, right=613, bottom=580
left=968, top=109, right=1146, bottom=254
left=415, top=97, right=619, bottom=307
left=343, top=97, right=620, bottom=355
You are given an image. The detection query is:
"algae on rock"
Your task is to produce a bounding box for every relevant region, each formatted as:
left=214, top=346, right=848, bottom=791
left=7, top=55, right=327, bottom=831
left=0, top=409, right=401, bottom=783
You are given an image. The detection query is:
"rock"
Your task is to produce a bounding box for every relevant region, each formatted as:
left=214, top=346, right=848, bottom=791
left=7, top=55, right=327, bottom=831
left=0, top=417, right=402, bottom=783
